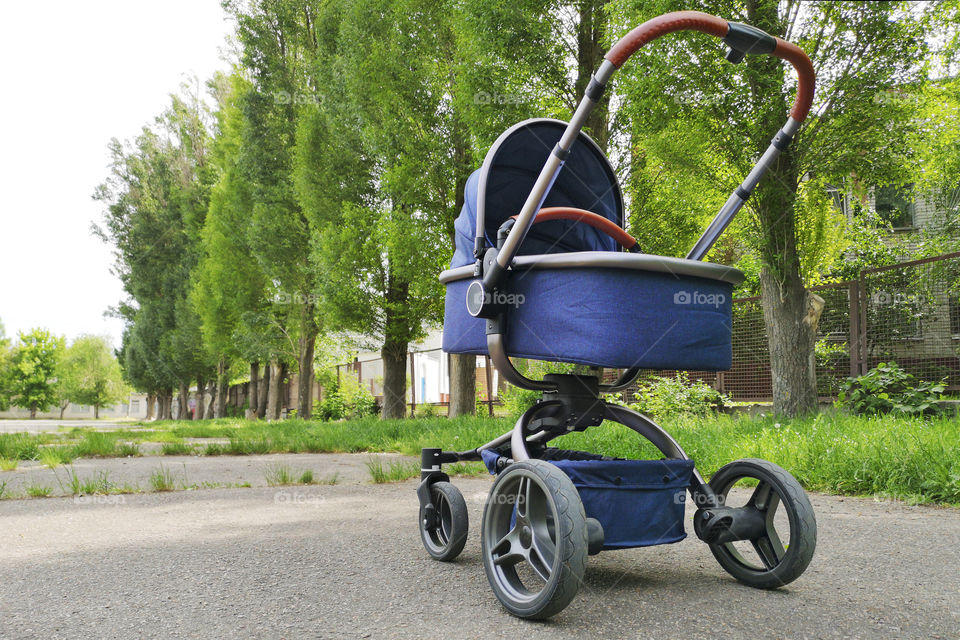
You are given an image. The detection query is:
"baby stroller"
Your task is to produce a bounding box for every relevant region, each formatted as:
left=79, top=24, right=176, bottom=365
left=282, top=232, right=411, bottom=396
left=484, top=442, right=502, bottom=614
left=417, top=11, right=818, bottom=619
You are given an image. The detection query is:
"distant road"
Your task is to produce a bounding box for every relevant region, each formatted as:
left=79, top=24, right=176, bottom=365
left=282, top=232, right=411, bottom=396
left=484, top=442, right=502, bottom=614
left=1, top=475, right=958, bottom=639
left=0, top=419, right=136, bottom=433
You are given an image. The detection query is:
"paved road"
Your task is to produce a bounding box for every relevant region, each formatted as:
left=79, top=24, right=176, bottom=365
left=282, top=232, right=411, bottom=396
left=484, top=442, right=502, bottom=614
left=0, top=420, right=136, bottom=434
left=1, top=476, right=958, bottom=640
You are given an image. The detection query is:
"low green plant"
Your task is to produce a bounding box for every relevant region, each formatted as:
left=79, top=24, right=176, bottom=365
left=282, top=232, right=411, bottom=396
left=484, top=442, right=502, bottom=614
left=39, top=447, right=74, bottom=469
left=0, top=480, right=7, bottom=499
left=149, top=465, right=181, bottom=491
left=414, top=403, right=440, bottom=419
left=298, top=469, right=314, bottom=484
left=160, top=441, right=195, bottom=456
left=203, top=443, right=226, bottom=456
left=0, top=457, right=18, bottom=471
left=26, top=484, right=52, bottom=498
left=58, top=468, right=113, bottom=495
left=838, top=362, right=945, bottom=415
left=365, top=457, right=419, bottom=484
left=73, top=432, right=118, bottom=458
left=117, top=443, right=141, bottom=457
left=316, top=472, right=339, bottom=485
left=627, top=372, right=728, bottom=421
left=263, top=463, right=295, bottom=486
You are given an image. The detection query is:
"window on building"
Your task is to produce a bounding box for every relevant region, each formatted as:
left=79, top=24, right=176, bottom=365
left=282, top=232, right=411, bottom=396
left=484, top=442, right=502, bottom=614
left=875, top=184, right=915, bottom=230
left=826, top=185, right=846, bottom=217
left=131, top=400, right=140, bottom=413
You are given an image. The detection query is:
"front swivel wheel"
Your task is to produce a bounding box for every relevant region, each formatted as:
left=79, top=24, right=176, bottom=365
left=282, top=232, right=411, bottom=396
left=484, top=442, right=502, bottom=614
left=419, top=481, right=468, bottom=561
left=707, top=458, right=817, bottom=589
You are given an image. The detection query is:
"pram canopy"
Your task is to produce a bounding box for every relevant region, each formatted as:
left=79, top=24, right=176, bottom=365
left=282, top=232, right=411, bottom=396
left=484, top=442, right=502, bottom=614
left=451, top=119, right=623, bottom=269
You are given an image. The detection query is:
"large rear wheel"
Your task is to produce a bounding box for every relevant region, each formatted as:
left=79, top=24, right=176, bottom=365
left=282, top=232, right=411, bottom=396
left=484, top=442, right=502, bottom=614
left=480, top=459, right=587, bottom=619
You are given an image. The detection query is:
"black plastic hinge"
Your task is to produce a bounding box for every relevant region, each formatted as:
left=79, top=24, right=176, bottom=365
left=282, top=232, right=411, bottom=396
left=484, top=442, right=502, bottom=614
left=585, top=76, right=606, bottom=102
left=723, top=21, right=777, bottom=65
left=735, top=186, right=752, bottom=201
left=771, top=130, right=793, bottom=151
left=552, top=143, right=570, bottom=161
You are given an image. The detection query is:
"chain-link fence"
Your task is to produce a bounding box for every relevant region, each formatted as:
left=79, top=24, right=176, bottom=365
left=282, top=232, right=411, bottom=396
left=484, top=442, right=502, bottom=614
left=627, top=252, right=960, bottom=402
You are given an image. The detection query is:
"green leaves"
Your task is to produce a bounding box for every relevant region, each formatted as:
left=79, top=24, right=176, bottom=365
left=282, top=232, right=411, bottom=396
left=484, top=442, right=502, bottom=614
left=838, top=361, right=946, bottom=416
left=7, top=329, right=65, bottom=414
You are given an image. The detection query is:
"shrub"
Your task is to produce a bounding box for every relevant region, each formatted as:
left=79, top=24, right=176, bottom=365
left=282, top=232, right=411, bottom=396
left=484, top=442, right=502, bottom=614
left=314, top=376, right=378, bottom=421
left=838, top=361, right=944, bottom=416
left=627, top=372, right=728, bottom=421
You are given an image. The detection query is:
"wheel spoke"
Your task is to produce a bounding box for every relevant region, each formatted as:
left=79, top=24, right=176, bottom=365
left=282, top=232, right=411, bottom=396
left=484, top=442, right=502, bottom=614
left=515, top=477, right=530, bottom=518
left=748, top=481, right=773, bottom=510
left=492, top=528, right=525, bottom=567
left=752, top=534, right=784, bottom=569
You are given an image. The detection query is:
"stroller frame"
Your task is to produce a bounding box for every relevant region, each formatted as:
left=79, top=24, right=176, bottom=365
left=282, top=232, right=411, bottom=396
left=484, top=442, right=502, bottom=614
left=418, top=11, right=818, bottom=620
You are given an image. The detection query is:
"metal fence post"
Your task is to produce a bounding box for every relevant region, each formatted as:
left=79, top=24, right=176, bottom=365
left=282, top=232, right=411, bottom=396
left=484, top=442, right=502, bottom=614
left=848, top=279, right=862, bottom=378
left=485, top=355, right=494, bottom=417
left=409, top=352, right=416, bottom=417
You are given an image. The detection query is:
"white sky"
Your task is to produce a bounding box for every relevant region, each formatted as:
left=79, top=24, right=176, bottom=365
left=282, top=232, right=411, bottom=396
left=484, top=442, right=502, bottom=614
left=0, top=1, right=232, bottom=349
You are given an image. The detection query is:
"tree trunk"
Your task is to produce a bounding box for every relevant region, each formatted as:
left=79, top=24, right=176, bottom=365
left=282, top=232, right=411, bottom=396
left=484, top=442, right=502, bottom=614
left=448, top=353, right=476, bottom=417
left=195, top=378, right=206, bottom=420
left=214, top=359, right=228, bottom=419
left=257, top=363, right=269, bottom=419
left=30, top=404, right=37, bottom=419
left=59, top=402, right=69, bottom=420
left=247, top=362, right=259, bottom=419
left=267, top=360, right=283, bottom=421
left=206, top=381, right=216, bottom=418
left=178, top=382, right=190, bottom=420
left=146, top=393, right=156, bottom=420
left=759, top=270, right=825, bottom=416
left=297, top=307, right=317, bottom=420
left=381, top=338, right=408, bottom=420
left=575, top=0, right=609, bottom=151
left=94, top=404, right=100, bottom=419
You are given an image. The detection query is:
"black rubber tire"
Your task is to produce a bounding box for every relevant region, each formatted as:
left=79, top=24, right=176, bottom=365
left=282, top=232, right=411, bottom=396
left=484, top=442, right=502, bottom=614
left=480, top=459, right=587, bottom=619
left=708, top=458, right=817, bottom=589
left=419, top=481, right=468, bottom=562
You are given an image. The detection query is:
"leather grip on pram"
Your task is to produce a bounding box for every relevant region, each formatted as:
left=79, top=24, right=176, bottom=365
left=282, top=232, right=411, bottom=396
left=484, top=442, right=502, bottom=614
left=510, top=208, right=641, bottom=253
left=603, top=10, right=815, bottom=123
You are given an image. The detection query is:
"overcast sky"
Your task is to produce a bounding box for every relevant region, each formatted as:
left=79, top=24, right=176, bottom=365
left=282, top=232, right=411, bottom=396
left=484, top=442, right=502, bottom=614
left=0, top=1, right=232, bottom=350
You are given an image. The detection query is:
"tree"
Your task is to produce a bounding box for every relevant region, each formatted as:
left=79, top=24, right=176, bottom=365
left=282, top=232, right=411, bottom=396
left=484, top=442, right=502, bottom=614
left=94, top=85, right=216, bottom=419
left=8, top=329, right=64, bottom=418
left=223, top=0, right=322, bottom=420
left=609, top=0, right=947, bottom=415
left=60, top=335, right=127, bottom=419
left=0, top=320, right=12, bottom=411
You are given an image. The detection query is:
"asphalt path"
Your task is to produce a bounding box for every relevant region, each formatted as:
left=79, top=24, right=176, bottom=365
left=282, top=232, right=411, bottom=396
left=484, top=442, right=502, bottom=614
left=1, top=471, right=958, bottom=639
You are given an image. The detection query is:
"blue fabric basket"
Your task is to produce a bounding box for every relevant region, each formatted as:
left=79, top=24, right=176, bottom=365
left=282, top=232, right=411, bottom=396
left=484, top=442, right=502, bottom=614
left=482, top=452, right=694, bottom=550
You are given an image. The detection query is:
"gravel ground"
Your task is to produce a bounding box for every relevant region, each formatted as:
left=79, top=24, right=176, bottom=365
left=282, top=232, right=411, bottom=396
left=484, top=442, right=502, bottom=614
left=0, top=453, right=416, bottom=495
left=1, top=469, right=958, bottom=640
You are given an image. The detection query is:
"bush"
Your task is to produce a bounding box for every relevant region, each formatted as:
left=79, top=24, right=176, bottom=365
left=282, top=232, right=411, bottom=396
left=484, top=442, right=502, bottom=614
left=314, top=375, right=378, bottom=421
left=838, top=361, right=944, bottom=416
left=627, top=372, right=727, bottom=421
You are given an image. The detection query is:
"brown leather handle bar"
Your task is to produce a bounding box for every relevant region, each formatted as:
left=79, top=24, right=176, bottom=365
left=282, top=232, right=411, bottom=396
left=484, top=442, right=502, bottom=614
left=604, top=10, right=814, bottom=122
left=513, top=207, right=640, bottom=252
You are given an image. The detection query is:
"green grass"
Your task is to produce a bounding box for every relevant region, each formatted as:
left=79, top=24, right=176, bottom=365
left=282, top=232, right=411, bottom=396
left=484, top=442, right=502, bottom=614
left=73, top=432, right=118, bottom=458
left=366, top=457, right=420, bottom=484
left=149, top=465, right=181, bottom=491
left=38, top=447, right=75, bottom=469
left=0, top=457, right=19, bottom=471
left=117, top=443, right=141, bottom=457
left=26, top=484, right=52, bottom=498
left=0, top=411, right=956, bottom=504
left=298, top=469, right=314, bottom=484
left=0, top=480, right=7, bottom=499
left=263, top=462, right=296, bottom=486
left=160, top=441, right=195, bottom=456
left=57, top=468, right=113, bottom=495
